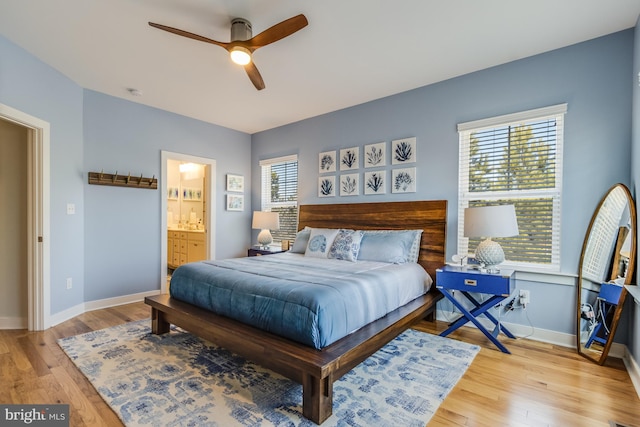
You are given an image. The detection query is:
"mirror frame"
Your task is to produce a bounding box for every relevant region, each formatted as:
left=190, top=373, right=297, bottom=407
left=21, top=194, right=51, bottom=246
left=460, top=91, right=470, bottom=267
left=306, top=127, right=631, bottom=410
left=576, top=183, right=637, bottom=365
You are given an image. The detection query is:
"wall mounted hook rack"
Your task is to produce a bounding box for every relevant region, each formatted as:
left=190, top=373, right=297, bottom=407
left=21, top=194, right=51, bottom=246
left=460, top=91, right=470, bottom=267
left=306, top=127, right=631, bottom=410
left=88, top=170, right=157, bottom=189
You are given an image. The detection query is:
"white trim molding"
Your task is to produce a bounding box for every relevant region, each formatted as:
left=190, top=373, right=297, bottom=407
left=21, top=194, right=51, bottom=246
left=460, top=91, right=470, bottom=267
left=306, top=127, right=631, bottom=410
left=49, top=290, right=161, bottom=327
left=622, top=345, right=640, bottom=399
left=436, top=309, right=575, bottom=347
left=0, top=103, right=51, bottom=331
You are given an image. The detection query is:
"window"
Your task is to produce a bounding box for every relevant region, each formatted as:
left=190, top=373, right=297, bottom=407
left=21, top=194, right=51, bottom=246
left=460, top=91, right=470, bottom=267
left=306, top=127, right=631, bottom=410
left=457, top=104, right=566, bottom=271
left=260, top=154, right=298, bottom=242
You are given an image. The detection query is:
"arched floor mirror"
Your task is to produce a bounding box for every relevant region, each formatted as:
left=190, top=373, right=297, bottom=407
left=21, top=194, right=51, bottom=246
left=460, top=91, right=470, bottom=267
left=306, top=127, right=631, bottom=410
left=577, top=183, right=636, bottom=365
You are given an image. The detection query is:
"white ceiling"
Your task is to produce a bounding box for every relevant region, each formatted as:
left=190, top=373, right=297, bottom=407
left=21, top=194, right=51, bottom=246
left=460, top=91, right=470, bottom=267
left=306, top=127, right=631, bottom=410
left=1, top=1, right=639, bottom=134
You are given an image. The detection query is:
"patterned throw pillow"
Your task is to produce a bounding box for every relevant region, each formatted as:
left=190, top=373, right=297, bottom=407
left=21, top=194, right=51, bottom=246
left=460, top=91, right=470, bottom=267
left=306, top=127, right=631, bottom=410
left=329, top=229, right=365, bottom=262
left=304, top=228, right=340, bottom=258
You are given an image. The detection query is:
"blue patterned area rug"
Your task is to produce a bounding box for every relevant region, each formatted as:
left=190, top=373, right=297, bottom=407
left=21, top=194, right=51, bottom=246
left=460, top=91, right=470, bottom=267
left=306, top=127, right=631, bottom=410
left=58, top=320, right=479, bottom=426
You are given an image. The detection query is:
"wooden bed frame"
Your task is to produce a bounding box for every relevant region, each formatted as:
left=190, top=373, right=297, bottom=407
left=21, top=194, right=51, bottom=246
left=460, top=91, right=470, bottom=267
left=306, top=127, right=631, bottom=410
left=145, top=200, right=447, bottom=424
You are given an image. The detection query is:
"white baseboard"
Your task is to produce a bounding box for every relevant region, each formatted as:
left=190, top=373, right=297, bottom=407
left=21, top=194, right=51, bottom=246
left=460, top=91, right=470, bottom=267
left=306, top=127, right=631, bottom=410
left=0, top=316, right=27, bottom=329
left=436, top=309, right=575, bottom=347
left=49, top=290, right=161, bottom=328
left=83, top=290, right=161, bottom=312
left=622, top=346, right=640, bottom=399
left=48, top=302, right=87, bottom=327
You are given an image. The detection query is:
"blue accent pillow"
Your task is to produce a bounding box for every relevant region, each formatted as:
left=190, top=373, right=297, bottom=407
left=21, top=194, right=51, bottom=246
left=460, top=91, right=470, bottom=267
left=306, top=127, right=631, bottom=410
left=290, top=227, right=311, bottom=253
left=357, top=230, right=423, bottom=264
left=329, top=229, right=364, bottom=262
left=305, top=228, right=340, bottom=258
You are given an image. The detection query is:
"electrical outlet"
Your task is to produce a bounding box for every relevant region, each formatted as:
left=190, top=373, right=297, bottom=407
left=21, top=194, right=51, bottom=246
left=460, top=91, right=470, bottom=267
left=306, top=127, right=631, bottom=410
left=66, top=277, right=73, bottom=290
left=519, top=289, right=530, bottom=306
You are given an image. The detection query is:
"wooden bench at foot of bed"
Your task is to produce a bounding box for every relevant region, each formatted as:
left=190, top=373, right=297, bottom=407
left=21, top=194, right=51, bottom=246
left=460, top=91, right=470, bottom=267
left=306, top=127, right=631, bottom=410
left=145, top=291, right=442, bottom=424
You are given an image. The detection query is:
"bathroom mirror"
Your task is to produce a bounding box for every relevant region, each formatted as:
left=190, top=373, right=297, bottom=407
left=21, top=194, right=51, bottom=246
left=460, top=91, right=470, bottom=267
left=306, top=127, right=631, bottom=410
left=577, top=183, right=636, bottom=365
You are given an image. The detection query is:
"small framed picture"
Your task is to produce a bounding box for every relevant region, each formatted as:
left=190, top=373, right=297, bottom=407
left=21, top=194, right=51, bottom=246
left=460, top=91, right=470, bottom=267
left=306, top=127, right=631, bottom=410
left=226, top=174, right=244, bottom=192
left=167, top=187, right=179, bottom=200
left=392, top=137, right=417, bottom=164
left=319, top=151, right=336, bottom=173
left=318, top=176, right=336, bottom=197
left=339, top=147, right=359, bottom=170
left=340, top=173, right=359, bottom=196
left=182, top=187, right=202, bottom=201
left=392, top=167, right=416, bottom=193
left=364, top=142, right=386, bottom=168
left=364, top=171, right=386, bottom=195
left=226, top=194, right=244, bottom=211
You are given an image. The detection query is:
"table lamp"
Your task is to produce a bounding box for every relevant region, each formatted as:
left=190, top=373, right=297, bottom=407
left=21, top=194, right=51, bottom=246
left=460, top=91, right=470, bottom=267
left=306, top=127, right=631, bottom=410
left=252, top=211, right=280, bottom=249
left=464, top=205, right=519, bottom=272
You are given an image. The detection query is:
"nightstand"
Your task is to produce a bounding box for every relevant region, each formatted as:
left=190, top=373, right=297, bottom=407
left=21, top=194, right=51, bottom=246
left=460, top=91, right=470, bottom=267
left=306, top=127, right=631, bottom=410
left=436, top=265, right=516, bottom=353
left=248, top=247, right=287, bottom=257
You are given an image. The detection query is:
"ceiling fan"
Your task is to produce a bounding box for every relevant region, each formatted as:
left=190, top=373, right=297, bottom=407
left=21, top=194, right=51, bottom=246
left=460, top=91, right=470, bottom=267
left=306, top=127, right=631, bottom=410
left=149, top=14, right=308, bottom=91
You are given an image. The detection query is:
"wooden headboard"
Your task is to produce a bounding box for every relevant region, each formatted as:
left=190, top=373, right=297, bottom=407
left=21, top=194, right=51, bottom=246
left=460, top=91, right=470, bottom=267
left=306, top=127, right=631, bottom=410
left=298, top=200, right=447, bottom=281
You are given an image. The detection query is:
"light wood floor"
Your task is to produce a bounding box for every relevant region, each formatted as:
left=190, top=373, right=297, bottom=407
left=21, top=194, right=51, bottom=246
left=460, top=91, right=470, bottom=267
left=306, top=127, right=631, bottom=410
left=1, top=302, right=639, bottom=426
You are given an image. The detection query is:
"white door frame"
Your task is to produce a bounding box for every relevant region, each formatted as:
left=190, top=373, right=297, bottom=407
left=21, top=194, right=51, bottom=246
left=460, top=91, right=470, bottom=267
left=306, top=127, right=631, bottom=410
left=160, top=151, right=216, bottom=293
left=0, top=103, right=51, bottom=330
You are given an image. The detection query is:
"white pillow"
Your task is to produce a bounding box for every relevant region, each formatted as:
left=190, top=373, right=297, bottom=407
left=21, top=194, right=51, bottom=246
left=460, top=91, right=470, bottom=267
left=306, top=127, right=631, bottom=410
left=290, top=226, right=311, bottom=253
left=305, top=228, right=340, bottom=258
left=357, top=229, right=423, bottom=263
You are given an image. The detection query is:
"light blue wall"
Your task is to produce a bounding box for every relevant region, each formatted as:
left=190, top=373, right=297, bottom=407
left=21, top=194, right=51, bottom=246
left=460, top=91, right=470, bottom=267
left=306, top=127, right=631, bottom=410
left=0, top=35, right=252, bottom=315
left=252, top=30, right=635, bottom=336
left=0, top=36, right=86, bottom=314
left=83, top=91, right=251, bottom=301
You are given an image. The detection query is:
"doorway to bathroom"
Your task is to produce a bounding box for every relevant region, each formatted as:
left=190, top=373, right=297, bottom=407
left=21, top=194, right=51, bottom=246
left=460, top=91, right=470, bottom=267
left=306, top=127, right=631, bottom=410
left=160, top=151, right=216, bottom=293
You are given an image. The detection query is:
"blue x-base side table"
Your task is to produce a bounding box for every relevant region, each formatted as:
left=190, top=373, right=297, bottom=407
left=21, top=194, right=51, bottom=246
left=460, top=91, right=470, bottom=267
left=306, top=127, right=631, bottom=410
left=436, top=265, right=515, bottom=353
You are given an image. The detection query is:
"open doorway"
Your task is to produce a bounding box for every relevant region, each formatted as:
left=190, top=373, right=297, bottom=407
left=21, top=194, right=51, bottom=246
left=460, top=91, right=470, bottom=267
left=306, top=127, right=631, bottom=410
left=0, top=103, right=50, bottom=331
left=160, top=151, right=216, bottom=293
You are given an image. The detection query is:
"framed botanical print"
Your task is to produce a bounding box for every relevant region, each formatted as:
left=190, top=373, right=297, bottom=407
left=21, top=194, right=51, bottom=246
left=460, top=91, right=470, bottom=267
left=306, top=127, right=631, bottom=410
left=319, top=151, right=336, bottom=173
left=340, top=173, right=359, bottom=196
left=364, top=142, right=386, bottom=168
left=392, top=137, right=417, bottom=164
left=339, top=147, right=359, bottom=170
left=318, top=176, right=336, bottom=197
left=391, top=167, right=416, bottom=193
left=364, top=171, right=386, bottom=195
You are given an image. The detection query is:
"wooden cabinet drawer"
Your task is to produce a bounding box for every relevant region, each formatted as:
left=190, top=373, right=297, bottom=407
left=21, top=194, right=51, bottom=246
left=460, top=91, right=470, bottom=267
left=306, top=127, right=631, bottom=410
left=188, top=232, right=205, bottom=242
left=436, top=266, right=514, bottom=296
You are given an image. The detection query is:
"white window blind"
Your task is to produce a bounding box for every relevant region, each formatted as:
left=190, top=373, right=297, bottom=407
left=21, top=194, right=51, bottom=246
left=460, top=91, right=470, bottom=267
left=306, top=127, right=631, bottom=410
left=457, top=104, right=567, bottom=271
left=260, top=154, right=298, bottom=242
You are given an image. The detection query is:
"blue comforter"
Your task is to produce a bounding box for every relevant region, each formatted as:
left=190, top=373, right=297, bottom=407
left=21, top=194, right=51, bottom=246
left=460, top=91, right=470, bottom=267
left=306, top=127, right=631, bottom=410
left=169, top=252, right=432, bottom=349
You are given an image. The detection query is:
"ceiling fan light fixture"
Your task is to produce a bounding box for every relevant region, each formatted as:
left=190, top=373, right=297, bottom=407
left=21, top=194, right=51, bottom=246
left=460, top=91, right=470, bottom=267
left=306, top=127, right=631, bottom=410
left=230, top=46, right=251, bottom=65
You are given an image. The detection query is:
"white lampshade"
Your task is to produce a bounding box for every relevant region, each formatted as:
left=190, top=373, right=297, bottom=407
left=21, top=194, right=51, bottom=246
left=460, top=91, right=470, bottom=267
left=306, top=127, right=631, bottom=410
left=252, top=211, right=280, bottom=248
left=464, top=205, right=519, bottom=238
left=464, top=205, right=519, bottom=270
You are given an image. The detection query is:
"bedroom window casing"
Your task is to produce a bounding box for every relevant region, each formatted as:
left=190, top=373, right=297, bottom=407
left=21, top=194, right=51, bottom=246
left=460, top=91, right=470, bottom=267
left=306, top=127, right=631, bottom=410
left=457, top=104, right=566, bottom=272
left=260, top=154, right=298, bottom=242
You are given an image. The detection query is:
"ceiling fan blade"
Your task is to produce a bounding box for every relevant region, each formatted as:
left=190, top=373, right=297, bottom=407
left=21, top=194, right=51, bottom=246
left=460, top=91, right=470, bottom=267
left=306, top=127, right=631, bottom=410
left=244, top=62, right=265, bottom=90
left=246, top=14, right=308, bottom=49
left=148, top=22, right=229, bottom=49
